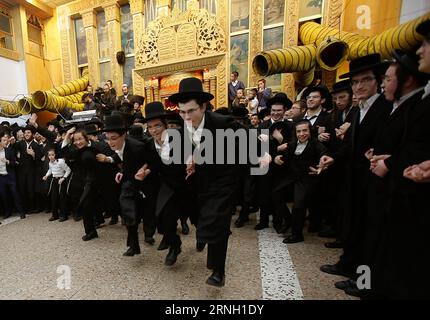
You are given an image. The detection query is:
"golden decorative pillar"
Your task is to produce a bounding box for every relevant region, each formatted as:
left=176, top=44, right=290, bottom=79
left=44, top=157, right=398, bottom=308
left=58, top=6, right=76, bottom=83
left=145, top=80, right=153, bottom=103
left=152, top=78, right=160, bottom=101
left=282, top=0, right=299, bottom=99
left=130, top=0, right=145, bottom=96
left=104, top=3, right=122, bottom=93
left=209, top=76, right=217, bottom=107
left=81, top=9, right=100, bottom=87
left=216, top=0, right=228, bottom=107
left=321, top=0, right=345, bottom=90
left=248, top=0, right=264, bottom=87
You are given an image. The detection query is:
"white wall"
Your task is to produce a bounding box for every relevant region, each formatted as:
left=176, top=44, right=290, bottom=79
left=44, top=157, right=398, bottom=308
left=400, top=0, right=430, bottom=24
left=0, top=56, right=28, bottom=101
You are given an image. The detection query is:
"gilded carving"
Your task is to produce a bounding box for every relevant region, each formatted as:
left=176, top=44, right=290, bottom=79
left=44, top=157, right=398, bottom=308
left=132, top=72, right=145, bottom=96
left=132, top=13, right=144, bottom=59
left=81, top=10, right=96, bottom=28
left=216, top=0, right=228, bottom=107
left=129, top=0, right=144, bottom=14
left=248, top=0, right=263, bottom=86
left=282, top=0, right=299, bottom=99
left=322, top=0, right=344, bottom=89
left=58, top=6, right=73, bottom=83
left=135, top=0, right=226, bottom=67
left=177, top=23, right=197, bottom=58
left=69, top=0, right=117, bottom=16
left=85, top=25, right=100, bottom=86
left=104, top=3, right=120, bottom=22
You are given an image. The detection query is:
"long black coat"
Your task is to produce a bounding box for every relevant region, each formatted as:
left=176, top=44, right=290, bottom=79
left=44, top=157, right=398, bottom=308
left=273, top=139, right=326, bottom=208
left=189, top=112, right=242, bottom=244
left=364, top=90, right=423, bottom=268
left=335, top=94, right=392, bottom=270
left=115, top=137, right=159, bottom=226
left=374, top=92, right=430, bottom=299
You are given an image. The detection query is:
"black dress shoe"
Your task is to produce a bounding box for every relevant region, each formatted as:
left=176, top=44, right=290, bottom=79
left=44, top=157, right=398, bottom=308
left=181, top=222, right=190, bottom=235
left=320, top=264, right=354, bottom=278
left=206, top=271, right=225, bottom=287
left=254, top=223, right=269, bottom=230
left=165, top=246, right=181, bottom=266
left=248, top=206, right=259, bottom=214
left=318, top=227, right=336, bottom=238
left=344, top=287, right=369, bottom=298
left=20, top=214, right=26, bottom=219
left=196, top=241, right=206, bottom=252
left=157, top=236, right=169, bottom=251
left=325, top=240, right=343, bottom=248
left=283, top=234, right=304, bottom=244
left=82, top=232, right=98, bottom=241
left=123, top=247, right=141, bottom=256
left=144, top=236, right=155, bottom=245
left=234, top=217, right=249, bottom=228
left=49, top=216, right=58, bottom=221
left=109, top=218, right=118, bottom=225
left=73, top=216, right=82, bottom=222
left=278, top=223, right=291, bottom=234
left=335, top=279, right=356, bottom=290
left=59, top=217, right=68, bottom=222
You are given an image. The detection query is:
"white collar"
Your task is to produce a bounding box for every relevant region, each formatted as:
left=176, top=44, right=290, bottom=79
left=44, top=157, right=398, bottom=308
left=304, top=107, right=322, bottom=119
left=393, top=87, right=425, bottom=110
left=116, top=140, right=125, bottom=155
left=361, top=93, right=380, bottom=109
left=186, top=114, right=205, bottom=132
left=154, top=131, right=169, bottom=150
left=423, top=80, right=430, bottom=99
left=231, top=80, right=238, bottom=86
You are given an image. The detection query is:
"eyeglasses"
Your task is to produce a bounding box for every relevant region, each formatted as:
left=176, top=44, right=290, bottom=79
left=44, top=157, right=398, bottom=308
left=351, top=76, right=376, bottom=86
left=179, top=107, right=200, bottom=116
left=147, top=124, right=164, bottom=131
left=306, top=95, right=321, bottom=100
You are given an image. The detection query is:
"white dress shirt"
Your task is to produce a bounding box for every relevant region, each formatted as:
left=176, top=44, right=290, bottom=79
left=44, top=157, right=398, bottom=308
left=115, top=141, right=126, bottom=161
left=391, top=87, right=425, bottom=115
left=186, top=115, right=206, bottom=149
left=0, top=149, right=7, bottom=175
left=46, top=159, right=71, bottom=178
left=294, top=141, right=308, bottom=155
left=304, top=109, right=322, bottom=126
left=422, top=80, right=430, bottom=99
left=359, top=93, right=380, bottom=123
left=154, top=132, right=170, bottom=162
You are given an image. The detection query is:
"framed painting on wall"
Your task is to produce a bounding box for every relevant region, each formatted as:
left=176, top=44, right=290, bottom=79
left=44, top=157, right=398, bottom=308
left=120, top=4, right=134, bottom=55
left=264, top=0, right=285, bottom=26
left=74, top=18, right=87, bottom=65
left=299, top=0, right=323, bottom=22
left=230, top=0, right=250, bottom=33
left=263, top=26, right=283, bottom=88
left=230, top=33, right=249, bottom=87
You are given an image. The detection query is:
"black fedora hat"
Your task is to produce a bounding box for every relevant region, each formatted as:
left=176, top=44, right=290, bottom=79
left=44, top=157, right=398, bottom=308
left=23, top=124, right=36, bottom=134
left=86, top=117, right=104, bottom=128
left=129, top=95, right=145, bottom=106
left=169, top=77, right=214, bottom=104
left=339, top=53, right=385, bottom=79
left=84, top=124, right=100, bottom=135
left=257, top=107, right=271, bottom=120
left=416, top=19, right=430, bottom=40
left=267, top=92, right=293, bottom=109
left=58, top=123, right=75, bottom=134
left=102, top=114, right=128, bottom=132
left=47, top=119, right=60, bottom=128
left=330, top=79, right=352, bottom=94
left=303, top=85, right=330, bottom=101
left=269, top=120, right=291, bottom=135
left=231, top=107, right=249, bottom=119
left=214, top=107, right=230, bottom=115
left=392, top=49, right=428, bottom=79
left=144, top=101, right=169, bottom=122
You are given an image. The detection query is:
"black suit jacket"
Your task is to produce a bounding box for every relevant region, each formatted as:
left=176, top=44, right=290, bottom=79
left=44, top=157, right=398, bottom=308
left=13, top=140, right=42, bottom=171
left=3, top=146, right=18, bottom=176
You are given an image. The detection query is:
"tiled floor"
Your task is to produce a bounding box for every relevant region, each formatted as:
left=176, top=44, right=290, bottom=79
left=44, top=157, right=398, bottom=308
left=0, top=212, right=356, bottom=300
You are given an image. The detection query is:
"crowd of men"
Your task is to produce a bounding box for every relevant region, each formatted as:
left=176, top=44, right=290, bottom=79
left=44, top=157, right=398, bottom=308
left=0, top=19, right=429, bottom=298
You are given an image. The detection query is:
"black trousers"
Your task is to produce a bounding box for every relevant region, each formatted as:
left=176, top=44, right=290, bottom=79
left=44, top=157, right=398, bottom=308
left=49, top=177, right=67, bottom=218
left=17, top=169, right=35, bottom=213
left=0, top=174, right=24, bottom=215
left=127, top=224, right=140, bottom=250
left=207, top=237, right=229, bottom=275
left=159, top=194, right=182, bottom=248
left=81, top=193, right=97, bottom=235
